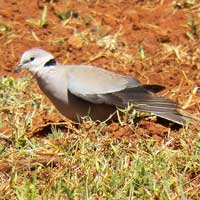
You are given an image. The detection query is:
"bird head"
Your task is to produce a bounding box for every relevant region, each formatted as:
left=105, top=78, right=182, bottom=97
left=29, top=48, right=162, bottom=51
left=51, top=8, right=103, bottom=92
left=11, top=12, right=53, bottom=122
left=15, top=48, right=56, bottom=74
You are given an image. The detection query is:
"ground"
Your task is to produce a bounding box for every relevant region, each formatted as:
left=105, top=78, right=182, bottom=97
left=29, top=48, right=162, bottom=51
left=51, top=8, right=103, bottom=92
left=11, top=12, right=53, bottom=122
left=0, top=0, right=200, bottom=199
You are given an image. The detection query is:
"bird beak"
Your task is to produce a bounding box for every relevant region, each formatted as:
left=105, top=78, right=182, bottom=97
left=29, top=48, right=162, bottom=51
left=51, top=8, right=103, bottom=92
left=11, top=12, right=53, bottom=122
left=13, top=64, right=23, bottom=73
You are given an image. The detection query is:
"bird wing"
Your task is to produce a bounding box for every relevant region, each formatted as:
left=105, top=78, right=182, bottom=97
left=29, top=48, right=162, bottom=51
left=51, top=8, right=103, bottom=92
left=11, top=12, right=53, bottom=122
left=67, top=65, right=186, bottom=125
left=67, top=65, right=140, bottom=103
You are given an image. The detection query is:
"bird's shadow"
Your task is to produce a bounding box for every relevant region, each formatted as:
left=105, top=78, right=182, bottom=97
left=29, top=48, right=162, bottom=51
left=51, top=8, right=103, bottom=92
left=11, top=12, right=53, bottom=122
left=132, top=116, right=183, bottom=130
left=29, top=121, right=69, bottom=138
left=156, top=117, right=182, bottom=130
left=30, top=116, right=183, bottom=138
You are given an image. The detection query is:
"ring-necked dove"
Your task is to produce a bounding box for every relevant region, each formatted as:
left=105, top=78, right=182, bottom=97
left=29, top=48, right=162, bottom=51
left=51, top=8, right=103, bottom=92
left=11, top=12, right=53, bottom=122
left=15, top=48, right=196, bottom=125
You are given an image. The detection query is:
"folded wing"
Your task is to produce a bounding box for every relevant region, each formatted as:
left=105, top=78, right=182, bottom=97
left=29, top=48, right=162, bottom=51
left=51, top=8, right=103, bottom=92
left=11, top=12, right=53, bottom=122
left=67, top=65, right=186, bottom=125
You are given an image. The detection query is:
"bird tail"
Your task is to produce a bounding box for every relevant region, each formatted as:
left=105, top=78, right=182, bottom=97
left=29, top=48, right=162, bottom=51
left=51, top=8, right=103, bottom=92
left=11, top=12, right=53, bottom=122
left=108, top=86, right=200, bottom=125
left=151, top=109, right=200, bottom=125
left=132, top=101, right=187, bottom=125
left=150, top=111, right=188, bottom=125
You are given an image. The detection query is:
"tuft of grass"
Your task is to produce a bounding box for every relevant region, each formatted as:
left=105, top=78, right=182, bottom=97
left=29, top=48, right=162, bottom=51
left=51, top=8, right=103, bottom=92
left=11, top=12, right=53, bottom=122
left=0, top=23, right=12, bottom=33
left=173, top=0, right=196, bottom=9
left=0, top=76, right=51, bottom=142
left=96, top=29, right=121, bottom=51
left=138, top=46, right=146, bottom=60
left=26, top=6, right=48, bottom=28
left=51, top=38, right=67, bottom=46
left=57, top=10, right=79, bottom=21
left=186, top=16, right=199, bottom=40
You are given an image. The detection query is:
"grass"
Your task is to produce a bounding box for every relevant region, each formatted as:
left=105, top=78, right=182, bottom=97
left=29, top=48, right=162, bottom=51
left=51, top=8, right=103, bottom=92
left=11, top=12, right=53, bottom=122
left=0, top=76, right=200, bottom=199
left=26, top=5, right=48, bottom=28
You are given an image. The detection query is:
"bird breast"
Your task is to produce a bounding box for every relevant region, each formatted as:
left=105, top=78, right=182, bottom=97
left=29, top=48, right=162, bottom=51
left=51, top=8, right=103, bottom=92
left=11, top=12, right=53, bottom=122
left=36, top=68, right=69, bottom=105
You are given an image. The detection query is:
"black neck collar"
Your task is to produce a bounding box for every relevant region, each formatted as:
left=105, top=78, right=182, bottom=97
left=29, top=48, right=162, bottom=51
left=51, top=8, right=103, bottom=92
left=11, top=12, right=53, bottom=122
left=44, top=58, right=56, bottom=67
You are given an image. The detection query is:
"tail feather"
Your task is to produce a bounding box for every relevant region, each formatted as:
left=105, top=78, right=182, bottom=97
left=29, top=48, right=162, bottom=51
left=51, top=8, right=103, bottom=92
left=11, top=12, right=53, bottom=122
left=148, top=111, right=187, bottom=125
left=103, top=86, right=200, bottom=125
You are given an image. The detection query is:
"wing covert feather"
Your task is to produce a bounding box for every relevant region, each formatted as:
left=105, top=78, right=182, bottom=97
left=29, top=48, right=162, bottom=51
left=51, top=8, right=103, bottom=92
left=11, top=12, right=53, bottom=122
left=67, top=65, right=140, bottom=99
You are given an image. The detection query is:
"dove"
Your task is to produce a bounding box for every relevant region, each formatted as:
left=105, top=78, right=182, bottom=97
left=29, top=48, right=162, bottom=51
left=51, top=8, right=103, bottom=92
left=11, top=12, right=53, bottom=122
left=15, top=48, right=195, bottom=125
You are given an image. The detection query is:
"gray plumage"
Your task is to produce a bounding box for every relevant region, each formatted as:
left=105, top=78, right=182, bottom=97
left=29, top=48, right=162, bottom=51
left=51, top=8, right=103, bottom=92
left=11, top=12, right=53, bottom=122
left=15, top=48, right=193, bottom=125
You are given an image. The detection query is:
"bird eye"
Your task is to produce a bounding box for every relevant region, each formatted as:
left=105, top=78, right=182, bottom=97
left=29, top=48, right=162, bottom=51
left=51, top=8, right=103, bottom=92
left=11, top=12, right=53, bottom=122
left=30, top=57, right=35, bottom=61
